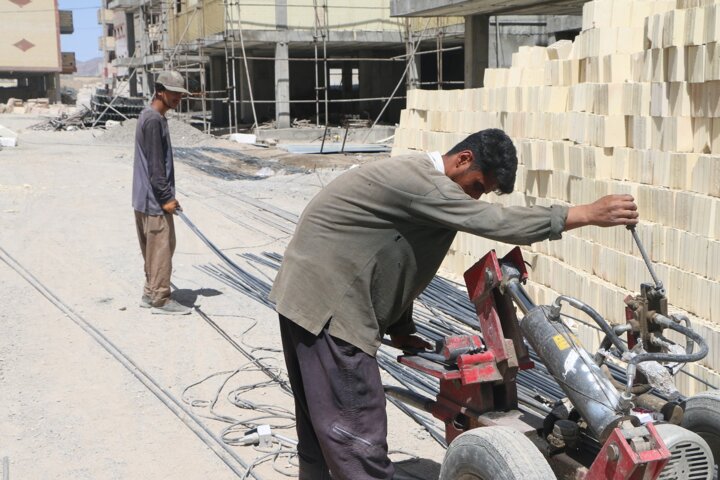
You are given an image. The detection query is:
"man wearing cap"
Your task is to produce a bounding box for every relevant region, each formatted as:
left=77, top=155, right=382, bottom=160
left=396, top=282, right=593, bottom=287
left=132, top=70, right=191, bottom=314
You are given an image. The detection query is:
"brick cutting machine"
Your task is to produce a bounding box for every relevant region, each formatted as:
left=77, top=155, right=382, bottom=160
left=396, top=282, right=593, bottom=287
left=386, top=229, right=719, bottom=480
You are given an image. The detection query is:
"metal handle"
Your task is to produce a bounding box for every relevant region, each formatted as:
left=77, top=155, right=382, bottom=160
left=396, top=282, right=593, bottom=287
left=628, top=226, right=665, bottom=295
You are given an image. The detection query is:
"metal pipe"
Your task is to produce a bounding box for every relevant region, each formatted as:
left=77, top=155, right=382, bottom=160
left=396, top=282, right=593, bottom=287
left=384, top=386, right=435, bottom=413
left=503, top=279, right=535, bottom=315
left=319, top=125, right=328, bottom=153
left=628, top=226, right=665, bottom=295
left=520, top=306, right=632, bottom=441
left=340, top=126, right=349, bottom=153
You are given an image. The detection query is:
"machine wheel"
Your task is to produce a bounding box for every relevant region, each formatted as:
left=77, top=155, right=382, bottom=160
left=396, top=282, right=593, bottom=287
left=438, top=426, right=556, bottom=480
left=682, top=390, right=720, bottom=470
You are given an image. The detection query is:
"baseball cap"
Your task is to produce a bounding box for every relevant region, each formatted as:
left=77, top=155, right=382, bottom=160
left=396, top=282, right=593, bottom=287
left=156, top=70, right=190, bottom=94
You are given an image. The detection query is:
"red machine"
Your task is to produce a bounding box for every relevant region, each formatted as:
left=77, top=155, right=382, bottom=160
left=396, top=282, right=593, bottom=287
left=387, top=246, right=715, bottom=480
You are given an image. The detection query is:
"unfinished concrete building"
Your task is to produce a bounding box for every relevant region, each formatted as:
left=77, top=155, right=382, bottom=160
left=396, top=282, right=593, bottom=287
left=0, top=0, right=76, bottom=103
left=100, top=1, right=584, bottom=133
left=105, top=0, right=434, bottom=127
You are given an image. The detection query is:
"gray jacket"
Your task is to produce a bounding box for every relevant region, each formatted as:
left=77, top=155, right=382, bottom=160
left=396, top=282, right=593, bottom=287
left=269, top=153, right=568, bottom=355
left=132, top=107, right=175, bottom=215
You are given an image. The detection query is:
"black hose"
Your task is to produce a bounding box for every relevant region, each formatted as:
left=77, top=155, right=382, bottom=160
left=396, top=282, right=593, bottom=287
left=552, top=295, right=628, bottom=354
left=628, top=316, right=709, bottom=367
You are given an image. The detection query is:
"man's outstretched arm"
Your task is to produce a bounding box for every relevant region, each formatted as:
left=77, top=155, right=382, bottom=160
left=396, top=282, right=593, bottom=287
left=565, top=194, right=639, bottom=230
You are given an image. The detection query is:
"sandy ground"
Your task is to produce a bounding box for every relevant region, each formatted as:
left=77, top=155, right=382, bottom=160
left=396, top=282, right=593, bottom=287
left=0, top=114, right=445, bottom=479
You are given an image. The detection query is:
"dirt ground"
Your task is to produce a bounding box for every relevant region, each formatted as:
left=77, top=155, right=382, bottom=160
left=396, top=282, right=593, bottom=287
left=0, top=114, right=446, bottom=479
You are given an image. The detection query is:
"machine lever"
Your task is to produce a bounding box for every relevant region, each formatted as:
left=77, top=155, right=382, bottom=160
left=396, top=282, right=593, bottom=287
left=628, top=226, right=665, bottom=295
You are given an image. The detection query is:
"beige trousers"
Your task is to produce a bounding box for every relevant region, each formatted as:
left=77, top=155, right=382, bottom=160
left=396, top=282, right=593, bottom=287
left=134, top=211, right=176, bottom=306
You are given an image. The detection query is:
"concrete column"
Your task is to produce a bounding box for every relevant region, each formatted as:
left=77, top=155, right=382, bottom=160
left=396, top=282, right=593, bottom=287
left=464, top=14, right=490, bottom=88
left=49, top=73, right=61, bottom=103
left=406, top=33, right=420, bottom=89
left=275, top=42, right=290, bottom=128
left=126, top=11, right=138, bottom=97
left=342, top=65, right=353, bottom=96
left=275, top=0, right=287, bottom=29
left=209, top=55, right=227, bottom=126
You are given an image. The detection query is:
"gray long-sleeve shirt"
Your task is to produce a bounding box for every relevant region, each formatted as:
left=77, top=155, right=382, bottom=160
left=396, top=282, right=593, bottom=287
left=269, top=153, right=569, bottom=356
left=132, top=107, right=175, bottom=215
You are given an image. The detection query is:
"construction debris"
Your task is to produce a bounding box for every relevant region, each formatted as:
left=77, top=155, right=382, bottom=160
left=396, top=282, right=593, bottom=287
left=27, top=106, right=93, bottom=131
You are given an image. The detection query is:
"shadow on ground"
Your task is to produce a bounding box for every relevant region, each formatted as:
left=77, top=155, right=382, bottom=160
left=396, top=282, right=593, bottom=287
left=394, top=457, right=442, bottom=479
left=172, top=287, right=222, bottom=307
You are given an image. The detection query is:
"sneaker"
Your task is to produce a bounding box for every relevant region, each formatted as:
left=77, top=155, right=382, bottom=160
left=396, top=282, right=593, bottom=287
left=140, top=295, right=152, bottom=308
left=151, top=299, right=192, bottom=315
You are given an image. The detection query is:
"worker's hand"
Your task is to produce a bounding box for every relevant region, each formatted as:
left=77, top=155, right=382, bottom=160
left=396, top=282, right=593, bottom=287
left=162, top=199, right=180, bottom=215
left=390, top=334, right=432, bottom=352
left=565, top=194, right=638, bottom=231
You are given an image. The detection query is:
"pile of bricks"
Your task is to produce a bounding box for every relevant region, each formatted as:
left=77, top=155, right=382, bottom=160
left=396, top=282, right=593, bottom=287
left=0, top=98, right=74, bottom=116
left=393, top=0, right=720, bottom=394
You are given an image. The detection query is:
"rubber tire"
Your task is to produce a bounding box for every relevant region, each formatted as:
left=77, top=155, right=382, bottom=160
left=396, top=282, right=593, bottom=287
left=438, top=426, right=556, bottom=480
left=682, top=389, right=720, bottom=470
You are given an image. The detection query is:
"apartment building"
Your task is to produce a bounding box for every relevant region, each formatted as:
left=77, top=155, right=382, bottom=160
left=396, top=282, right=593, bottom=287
left=0, top=0, right=76, bottom=103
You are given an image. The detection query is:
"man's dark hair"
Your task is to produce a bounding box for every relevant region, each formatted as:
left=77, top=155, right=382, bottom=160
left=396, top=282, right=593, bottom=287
left=154, top=83, right=167, bottom=94
left=446, top=129, right=518, bottom=194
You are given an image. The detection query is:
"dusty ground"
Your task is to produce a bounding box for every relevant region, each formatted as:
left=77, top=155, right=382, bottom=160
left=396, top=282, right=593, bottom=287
left=0, top=114, right=445, bottom=479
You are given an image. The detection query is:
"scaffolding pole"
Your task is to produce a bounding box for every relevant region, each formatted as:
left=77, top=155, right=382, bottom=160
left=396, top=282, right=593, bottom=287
left=313, top=0, right=320, bottom=125
left=223, top=0, right=238, bottom=133
left=321, top=0, right=329, bottom=125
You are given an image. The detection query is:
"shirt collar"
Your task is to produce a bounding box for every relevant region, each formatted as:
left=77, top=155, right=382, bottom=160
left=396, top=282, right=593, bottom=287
left=427, top=151, right=445, bottom=173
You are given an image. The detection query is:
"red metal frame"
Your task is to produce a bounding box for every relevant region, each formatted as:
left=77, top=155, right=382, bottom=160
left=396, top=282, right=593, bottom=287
left=398, top=248, right=526, bottom=442
left=586, top=423, right=670, bottom=480
left=397, top=248, right=672, bottom=478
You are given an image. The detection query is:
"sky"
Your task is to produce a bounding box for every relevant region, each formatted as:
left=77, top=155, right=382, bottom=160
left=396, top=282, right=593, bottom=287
left=58, top=0, right=102, bottom=62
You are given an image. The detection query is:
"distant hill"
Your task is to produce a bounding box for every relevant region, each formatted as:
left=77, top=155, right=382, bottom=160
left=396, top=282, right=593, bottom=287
left=76, top=57, right=103, bottom=77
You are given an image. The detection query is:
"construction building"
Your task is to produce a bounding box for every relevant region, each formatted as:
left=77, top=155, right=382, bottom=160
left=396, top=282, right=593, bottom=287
left=0, top=0, right=76, bottom=103
left=99, top=1, right=582, bottom=133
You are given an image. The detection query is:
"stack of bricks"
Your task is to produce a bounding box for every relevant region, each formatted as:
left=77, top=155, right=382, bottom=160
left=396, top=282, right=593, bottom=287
left=393, top=0, right=720, bottom=394
left=0, top=98, right=72, bottom=116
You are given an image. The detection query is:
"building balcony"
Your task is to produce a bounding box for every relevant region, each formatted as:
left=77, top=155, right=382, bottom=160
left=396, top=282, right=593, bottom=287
left=98, top=36, right=116, bottom=50
left=97, top=9, right=114, bottom=24
left=59, top=10, right=74, bottom=34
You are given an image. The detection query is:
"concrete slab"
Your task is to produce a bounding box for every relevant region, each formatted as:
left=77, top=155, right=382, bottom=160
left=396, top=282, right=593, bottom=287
left=278, top=143, right=391, bottom=154
left=255, top=126, right=395, bottom=144
left=0, top=124, right=18, bottom=147
left=391, top=0, right=588, bottom=17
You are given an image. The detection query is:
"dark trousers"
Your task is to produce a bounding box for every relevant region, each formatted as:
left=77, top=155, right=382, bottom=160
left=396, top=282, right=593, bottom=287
left=279, top=315, right=395, bottom=480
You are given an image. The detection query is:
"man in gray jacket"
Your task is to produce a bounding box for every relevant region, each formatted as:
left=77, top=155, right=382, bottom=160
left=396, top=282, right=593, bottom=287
left=269, top=129, right=638, bottom=480
left=132, top=71, right=191, bottom=315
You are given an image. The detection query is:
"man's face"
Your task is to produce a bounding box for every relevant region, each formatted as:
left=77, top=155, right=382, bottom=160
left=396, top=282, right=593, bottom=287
left=161, top=90, right=183, bottom=109
left=446, top=150, right=498, bottom=199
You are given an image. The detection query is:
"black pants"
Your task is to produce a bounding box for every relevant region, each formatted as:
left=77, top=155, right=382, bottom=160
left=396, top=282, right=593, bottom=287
left=279, top=314, right=394, bottom=480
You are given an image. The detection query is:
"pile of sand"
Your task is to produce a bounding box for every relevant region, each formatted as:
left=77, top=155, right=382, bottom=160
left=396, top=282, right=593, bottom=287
left=98, top=117, right=215, bottom=147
